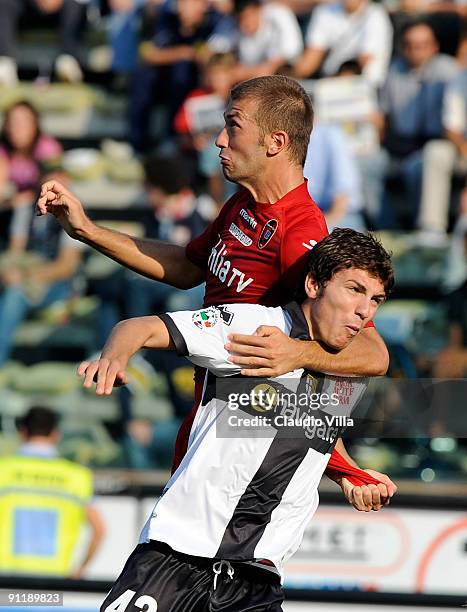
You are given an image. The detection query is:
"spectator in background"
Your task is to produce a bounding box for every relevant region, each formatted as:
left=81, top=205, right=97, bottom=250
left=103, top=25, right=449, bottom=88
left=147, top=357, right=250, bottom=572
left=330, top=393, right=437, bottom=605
left=372, top=20, right=458, bottom=229
left=106, top=0, right=170, bottom=85
left=0, top=101, right=62, bottom=243
left=433, top=224, right=467, bottom=377
left=128, top=0, right=236, bottom=151
left=230, top=0, right=303, bottom=82
left=174, top=52, right=237, bottom=205
left=0, top=0, right=90, bottom=86
left=392, top=0, right=465, bottom=58
left=294, top=0, right=393, bottom=86
left=0, top=166, right=83, bottom=367
left=304, top=122, right=366, bottom=230
left=429, top=223, right=467, bottom=435
left=417, top=34, right=467, bottom=236
left=106, top=0, right=149, bottom=81
left=332, top=60, right=387, bottom=227
left=0, top=406, right=104, bottom=577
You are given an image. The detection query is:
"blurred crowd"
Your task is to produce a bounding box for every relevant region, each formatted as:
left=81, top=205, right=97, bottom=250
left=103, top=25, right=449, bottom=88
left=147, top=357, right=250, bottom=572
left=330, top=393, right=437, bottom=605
left=0, top=0, right=466, bottom=470
left=0, top=0, right=465, bottom=230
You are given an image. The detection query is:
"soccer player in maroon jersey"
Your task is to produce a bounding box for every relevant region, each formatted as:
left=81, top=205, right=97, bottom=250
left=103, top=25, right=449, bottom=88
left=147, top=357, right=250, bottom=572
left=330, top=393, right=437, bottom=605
left=37, top=75, right=395, bottom=510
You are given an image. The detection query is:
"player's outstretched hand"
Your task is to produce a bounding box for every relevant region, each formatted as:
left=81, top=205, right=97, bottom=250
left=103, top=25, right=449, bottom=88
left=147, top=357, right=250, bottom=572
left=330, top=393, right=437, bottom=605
left=340, top=469, right=397, bottom=512
left=78, top=358, right=128, bottom=395
left=36, top=180, right=93, bottom=240
left=226, top=326, right=305, bottom=377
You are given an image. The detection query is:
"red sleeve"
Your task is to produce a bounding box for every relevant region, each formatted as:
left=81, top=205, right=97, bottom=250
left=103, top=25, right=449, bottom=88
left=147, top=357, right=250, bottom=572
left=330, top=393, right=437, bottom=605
left=280, top=201, right=329, bottom=293
left=326, top=448, right=382, bottom=485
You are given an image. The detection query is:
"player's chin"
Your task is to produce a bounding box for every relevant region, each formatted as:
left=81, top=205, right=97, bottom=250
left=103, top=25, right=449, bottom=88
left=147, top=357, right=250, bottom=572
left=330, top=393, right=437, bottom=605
left=329, top=335, right=353, bottom=351
left=222, top=168, right=236, bottom=183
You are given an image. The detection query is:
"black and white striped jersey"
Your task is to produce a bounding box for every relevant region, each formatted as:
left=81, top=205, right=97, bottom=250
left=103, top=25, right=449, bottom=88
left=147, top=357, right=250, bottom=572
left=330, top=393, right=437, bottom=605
left=139, top=302, right=367, bottom=578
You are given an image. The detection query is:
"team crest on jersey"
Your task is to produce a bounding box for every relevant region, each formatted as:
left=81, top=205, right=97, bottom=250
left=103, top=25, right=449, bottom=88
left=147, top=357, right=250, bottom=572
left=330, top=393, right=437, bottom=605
left=258, top=219, right=278, bottom=249
left=192, top=308, right=219, bottom=329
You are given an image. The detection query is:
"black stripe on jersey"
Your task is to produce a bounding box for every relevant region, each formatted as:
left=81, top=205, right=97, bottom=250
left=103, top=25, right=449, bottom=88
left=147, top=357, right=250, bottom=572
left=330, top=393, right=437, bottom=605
left=283, top=302, right=310, bottom=340
left=215, top=436, right=310, bottom=560
left=159, top=314, right=188, bottom=356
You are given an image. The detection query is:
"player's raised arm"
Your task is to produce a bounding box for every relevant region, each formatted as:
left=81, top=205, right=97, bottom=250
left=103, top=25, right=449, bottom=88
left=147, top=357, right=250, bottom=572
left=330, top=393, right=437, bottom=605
left=78, top=316, right=174, bottom=395
left=36, top=181, right=204, bottom=289
left=227, top=324, right=389, bottom=377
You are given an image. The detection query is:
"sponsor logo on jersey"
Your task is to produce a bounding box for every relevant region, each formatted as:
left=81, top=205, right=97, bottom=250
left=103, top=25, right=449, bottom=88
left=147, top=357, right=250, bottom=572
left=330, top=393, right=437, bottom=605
left=192, top=307, right=219, bottom=329
left=302, top=239, right=318, bottom=251
left=305, top=373, right=318, bottom=396
left=250, top=383, right=279, bottom=412
left=217, top=305, right=234, bottom=325
left=258, top=219, right=278, bottom=249
left=239, top=208, right=258, bottom=229
left=332, top=378, right=354, bottom=405
left=207, top=237, right=254, bottom=293
left=229, top=222, right=252, bottom=246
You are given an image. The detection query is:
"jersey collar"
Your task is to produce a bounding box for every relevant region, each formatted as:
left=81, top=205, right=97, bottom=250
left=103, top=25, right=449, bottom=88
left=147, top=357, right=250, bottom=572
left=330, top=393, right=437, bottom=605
left=283, top=301, right=310, bottom=341
left=252, top=180, right=309, bottom=207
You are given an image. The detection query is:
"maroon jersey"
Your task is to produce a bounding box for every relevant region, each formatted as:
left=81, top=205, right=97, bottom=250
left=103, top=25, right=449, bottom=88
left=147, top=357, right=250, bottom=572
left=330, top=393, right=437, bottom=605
left=186, top=181, right=328, bottom=307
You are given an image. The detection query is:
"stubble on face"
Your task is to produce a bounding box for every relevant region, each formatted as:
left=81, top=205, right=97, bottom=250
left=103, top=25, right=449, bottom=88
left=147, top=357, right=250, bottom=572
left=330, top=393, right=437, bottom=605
left=217, top=97, right=266, bottom=184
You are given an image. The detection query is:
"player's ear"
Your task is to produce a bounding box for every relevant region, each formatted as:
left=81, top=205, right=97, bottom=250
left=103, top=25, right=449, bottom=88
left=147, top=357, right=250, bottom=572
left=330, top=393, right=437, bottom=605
left=265, top=130, right=288, bottom=156
left=304, top=273, right=319, bottom=299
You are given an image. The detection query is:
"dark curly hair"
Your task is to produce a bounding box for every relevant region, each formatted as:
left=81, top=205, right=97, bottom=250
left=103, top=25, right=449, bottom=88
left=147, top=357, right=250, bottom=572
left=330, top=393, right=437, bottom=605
left=296, top=228, right=394, bottom=302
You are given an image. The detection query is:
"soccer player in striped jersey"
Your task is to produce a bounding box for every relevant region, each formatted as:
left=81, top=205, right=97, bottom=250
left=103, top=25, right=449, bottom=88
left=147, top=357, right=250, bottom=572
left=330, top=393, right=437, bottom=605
left=80, top=228, right=395, bottom=612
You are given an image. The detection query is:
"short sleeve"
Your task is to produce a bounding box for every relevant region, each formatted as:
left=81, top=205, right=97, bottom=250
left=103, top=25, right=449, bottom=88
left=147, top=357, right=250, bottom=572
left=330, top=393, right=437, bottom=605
left=305, top=7, right=332, bottom=49
left=160, top=304, right=286, bottom=375
left=360, top=7, right=392, bottom=86
left=443, top=78, right=466, bottom=134
left=269, top=6, right=303, bottom=62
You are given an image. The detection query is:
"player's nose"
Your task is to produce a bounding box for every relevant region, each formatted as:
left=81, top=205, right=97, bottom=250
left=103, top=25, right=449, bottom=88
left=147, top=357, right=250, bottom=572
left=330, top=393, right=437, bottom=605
left=215, top=126, right=228, bottom=149
left=355, top=297, right=372, bottom=320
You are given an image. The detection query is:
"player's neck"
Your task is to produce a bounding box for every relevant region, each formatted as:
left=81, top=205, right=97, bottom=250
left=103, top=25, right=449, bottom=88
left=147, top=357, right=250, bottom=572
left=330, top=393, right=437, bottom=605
left=241, top=165, right=305, bottom=204
left=301, top=301, right=316, bottom=342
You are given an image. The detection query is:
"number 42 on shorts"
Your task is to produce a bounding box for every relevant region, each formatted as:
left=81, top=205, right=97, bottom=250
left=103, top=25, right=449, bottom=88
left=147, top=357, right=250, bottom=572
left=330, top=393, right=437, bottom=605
left=103, top=589, right=158, bottom=612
